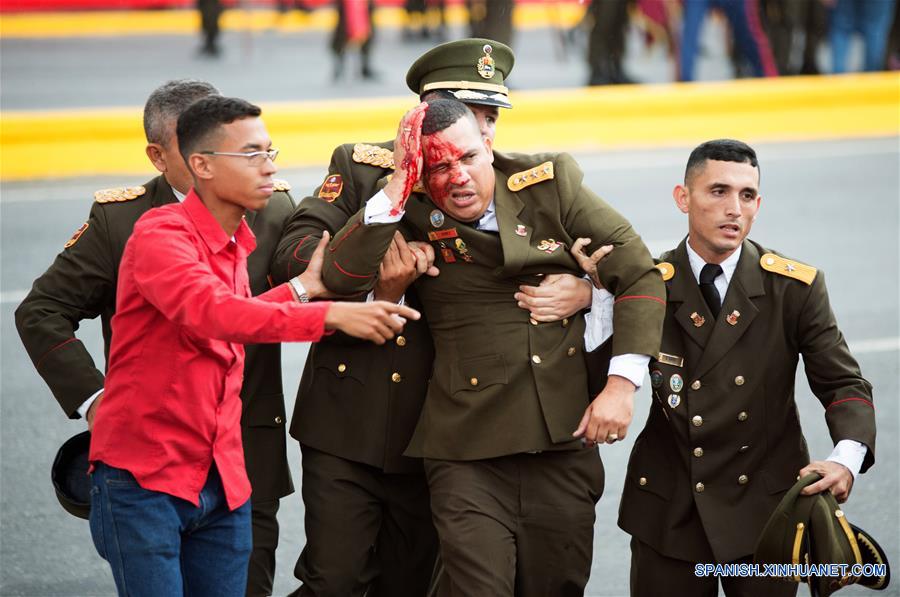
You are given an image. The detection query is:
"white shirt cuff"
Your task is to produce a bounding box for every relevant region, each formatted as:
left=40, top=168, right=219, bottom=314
left=366, top=289, right=406, bottom=306
left=584, top=288, right=614, bottom=352
left=609, top=354, right=650, bottom=389
left=364, top=189, right=404, bottom=224
left=826, top=439, right=867, bottom=479
left=76, top=389, right=103, bottom=421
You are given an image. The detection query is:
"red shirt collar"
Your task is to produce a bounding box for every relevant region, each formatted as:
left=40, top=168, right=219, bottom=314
left=184, top=188, right=257, bottom=254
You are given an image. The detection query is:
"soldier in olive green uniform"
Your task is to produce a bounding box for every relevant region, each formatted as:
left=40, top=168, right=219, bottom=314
left=15, top=80, right=295, bottom=597
left=318, top=99, right=665, bottom=595
left=272, top=40, right=598, bottom=596
left=597, top=140, right=876, bottom=597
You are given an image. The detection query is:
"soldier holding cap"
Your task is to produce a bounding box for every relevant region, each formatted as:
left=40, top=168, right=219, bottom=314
left=272, top=39, right=597, bottom=596
left=573, top=139, right=877, bottom=597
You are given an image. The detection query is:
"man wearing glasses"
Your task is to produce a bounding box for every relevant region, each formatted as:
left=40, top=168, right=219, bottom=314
left=16, top=80, right=295, bottom=596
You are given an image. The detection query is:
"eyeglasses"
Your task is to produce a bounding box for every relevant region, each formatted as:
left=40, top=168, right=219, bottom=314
left=200, top=148, right=279, bottom=166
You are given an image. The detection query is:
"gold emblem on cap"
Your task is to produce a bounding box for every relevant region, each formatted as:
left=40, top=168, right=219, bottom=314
left=477, top=44, right=495, bottom=79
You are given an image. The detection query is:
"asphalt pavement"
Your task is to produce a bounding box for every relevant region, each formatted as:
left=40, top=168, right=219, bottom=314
left=1, top=16, right=897, bottom=597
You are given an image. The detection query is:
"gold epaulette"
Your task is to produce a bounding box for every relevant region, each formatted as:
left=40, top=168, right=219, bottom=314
left=656, top=262, right=675, bottom=281
left=273, top=179, right=291, bottom=192
left=352, top=143, right=395, bottom=170
left=760, top=253, right=817, bottom=285
left=94, top=186, right=146, bottom=204
left=508, top=161, right=553, bottom=192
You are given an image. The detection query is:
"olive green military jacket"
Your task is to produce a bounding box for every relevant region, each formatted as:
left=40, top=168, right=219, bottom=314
left=321, top=151, right=666, bottom=460
left=271, top=141, right=434, bottom=474
left=15, top=175, right=297, bottom=503
left=618, top=238, right=876, bottom=564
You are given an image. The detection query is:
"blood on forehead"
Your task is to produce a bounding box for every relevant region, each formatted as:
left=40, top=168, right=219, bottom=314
left=422, top=134, right=467, bottom=169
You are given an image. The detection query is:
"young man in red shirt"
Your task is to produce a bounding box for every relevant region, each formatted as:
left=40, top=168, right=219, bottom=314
left=87, top=96, right=420, bottom=596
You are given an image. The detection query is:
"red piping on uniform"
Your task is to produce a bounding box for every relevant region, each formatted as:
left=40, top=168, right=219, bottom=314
left=615, top=295, right=666, bottom=306
left=333, top=260, right=373, bottom=279
left=744, top=0, right=778, bottom=77
left=330, top=223, right=360, bottom=253
left=292, top=235, right=314, bottom=264
left=827, top=397, right=874, bottom=410
left=36, top=338, right=78, bottom=370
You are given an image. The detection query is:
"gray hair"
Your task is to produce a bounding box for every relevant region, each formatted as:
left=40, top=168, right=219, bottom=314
left=143, top=79, right=220, bottom=145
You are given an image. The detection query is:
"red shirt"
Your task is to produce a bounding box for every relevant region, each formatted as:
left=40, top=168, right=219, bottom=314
left=90, top=189, right=331, bottom=510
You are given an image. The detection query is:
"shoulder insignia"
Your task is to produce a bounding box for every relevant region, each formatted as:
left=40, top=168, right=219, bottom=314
left=352, top=143, right=395, bottom=170
left=656, top=262, right=675, bottom=281
left=317, top=174, right=342, bottom=202
left=759, top=253, right=816, bottom=285
left=64, top=222, right=89, bottom=249
left=273, top=179, right=291, bottom=192
left=94, top=185, right=146, bottom=204
left=507, top=161, right=554, bottom=192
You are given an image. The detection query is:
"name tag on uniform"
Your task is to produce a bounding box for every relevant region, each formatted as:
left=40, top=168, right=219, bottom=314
left=657, top=352, right=684, bottom=367
left=428, top=228, right=459, bottom=241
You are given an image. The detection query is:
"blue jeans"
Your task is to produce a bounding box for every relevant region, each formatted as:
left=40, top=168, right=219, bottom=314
left=89, top=462, right=252, bottom=597
left=830, top=0, right=896, bottom=72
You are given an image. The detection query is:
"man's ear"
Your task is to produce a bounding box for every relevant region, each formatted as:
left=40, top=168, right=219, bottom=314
left=484, top=135, right=494, bottom=163
left=145, top=143, right=166, bottom=174
left=673, top=184, right=690, bottom=214
left=189, top=154, right=214, bottom=180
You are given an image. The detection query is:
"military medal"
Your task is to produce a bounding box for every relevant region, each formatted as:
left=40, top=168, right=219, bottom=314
left=536, top=238, right=562, bottom=254
left=515, top=224, right=527, bottom=237
left=439, top=242, right=456, bottom=263
left=726, top=310, right=741, bottom=326
left=477, top=44, right=495, bottom=79
left=430, top=210, right=445, bottom=228
left=455, top=238, right=473, bottom=262
left=667, top=394, right=681, bottom=409
left=669, top=374, right=683, bottom=393
left=690, top=312, right=705, bottom=327
left=650, top=370, right=663, bottom=389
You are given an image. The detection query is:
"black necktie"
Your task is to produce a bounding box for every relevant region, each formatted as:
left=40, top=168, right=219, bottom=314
left=699, top=263, right=723, bottom=319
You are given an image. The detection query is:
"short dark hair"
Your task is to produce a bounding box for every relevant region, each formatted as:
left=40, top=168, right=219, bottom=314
left=422, top=98, right=475, bottom=136
left=685, top=139, right=760, bottom=184
left=176, top=96, right=262, bottom=165
left=143, top=79, right=219, bottom=146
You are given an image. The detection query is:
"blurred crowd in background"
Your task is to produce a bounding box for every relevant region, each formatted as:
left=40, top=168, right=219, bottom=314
left=195, top=0, right=900, bottom=84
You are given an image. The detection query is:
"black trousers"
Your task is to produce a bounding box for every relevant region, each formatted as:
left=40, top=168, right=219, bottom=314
left=630, top=537, right=799, bottom=597
left=246, top=498, right=280, bottom=597
left=291, top=444, right=438, bottom=597
left=425, top=448, right=604, bottom=597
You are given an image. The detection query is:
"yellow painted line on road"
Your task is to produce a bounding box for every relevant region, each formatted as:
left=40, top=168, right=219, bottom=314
left=2, top=73, right=897, bottom=181
left=0, top=4, right=584, bottom=38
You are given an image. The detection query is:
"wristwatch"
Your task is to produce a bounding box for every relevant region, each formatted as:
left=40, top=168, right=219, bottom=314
left=289, top=277, right=310, bottom=303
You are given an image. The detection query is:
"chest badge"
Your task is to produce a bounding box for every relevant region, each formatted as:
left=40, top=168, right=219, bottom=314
left=690, top=311, right=706, bottom=328
left=455, top=238, right=473, bottom=262
left=536, top=238, right=562, bottom=254
left=667, top=394, right=682, bottom=409
left=650, top=370, right=663, bottom=389
left=427, top=228, right=458, bottom=241
left=515, top=224, right=527, bottom=237
left=669, top=374, right=684, bottom=393
left=726, top=310, right=741, bottom=326
left=430, top=210, right=445, bottom=228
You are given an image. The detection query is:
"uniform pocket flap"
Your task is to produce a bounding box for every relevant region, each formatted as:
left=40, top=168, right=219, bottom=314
left=313, top=350, right=370, bottom=384
left=451, top=354, right=508, bottom=395
left=241, top=393, right=287, bottom=428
